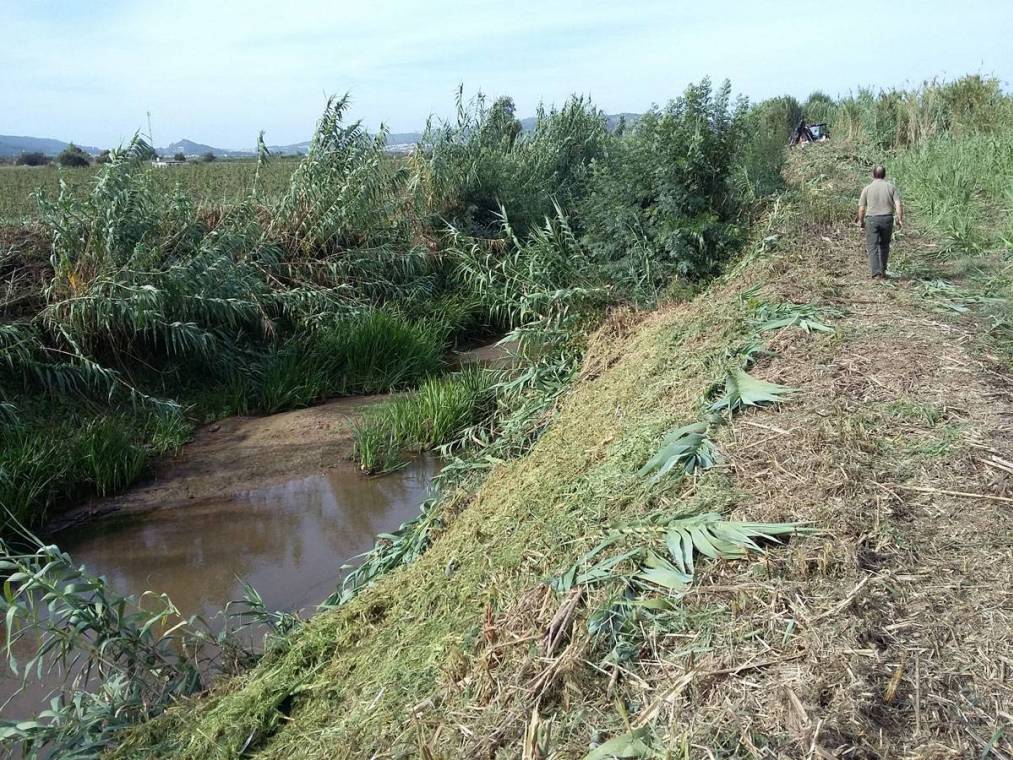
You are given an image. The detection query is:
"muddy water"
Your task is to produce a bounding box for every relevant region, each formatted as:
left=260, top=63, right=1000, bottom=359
left=1, top=342, right=508, bottom=725
left=57, top=457, right=439, bottom=619
left=0, top=457, right=439, bottom=721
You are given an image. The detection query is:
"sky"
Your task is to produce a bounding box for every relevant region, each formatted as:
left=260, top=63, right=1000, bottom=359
left=2, top=0, right=1011, bottom=150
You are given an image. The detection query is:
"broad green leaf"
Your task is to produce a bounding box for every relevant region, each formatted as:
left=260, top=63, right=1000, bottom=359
left=664, top=529, right=689, bottom=574
left=636, top=552, right=691, bottom=591
left=710, top=368, right=794, bottom=413
left=585, top=726, right=653, bottom=759
left=637, top=422, right=717, bottom=482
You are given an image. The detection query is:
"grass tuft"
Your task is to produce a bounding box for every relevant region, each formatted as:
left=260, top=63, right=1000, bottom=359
left=353, top=367, right=494, bottom=473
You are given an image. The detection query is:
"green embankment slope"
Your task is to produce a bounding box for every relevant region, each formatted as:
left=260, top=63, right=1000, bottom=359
left=115, top=145, right=1012, bottom=758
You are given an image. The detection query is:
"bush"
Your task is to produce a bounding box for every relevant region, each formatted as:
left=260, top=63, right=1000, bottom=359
left=201, top=151, right=216, bottom=162
left=56, top=144, right=91, bottom=168
left=15, top=151, right=49, bottom=166
left=95, top=149, right=112, bottom=164
left=579, top=78, right=749, bottom=290
left=414, top=91, right=611, bottom=237
left=173, top=152, right=186, bottom=162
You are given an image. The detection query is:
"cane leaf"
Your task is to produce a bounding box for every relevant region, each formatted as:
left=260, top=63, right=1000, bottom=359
left=637, top=422, right=718, bottom=482
left=585, top=726, right=653, bottom=759
left=710, top=368, right=794, bottom=413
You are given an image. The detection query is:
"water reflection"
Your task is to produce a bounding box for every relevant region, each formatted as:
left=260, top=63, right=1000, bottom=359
left=58, top=457, right=438, bottom=619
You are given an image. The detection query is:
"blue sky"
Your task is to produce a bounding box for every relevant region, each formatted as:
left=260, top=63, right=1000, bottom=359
left=3, top=0, right=1011, bottom=149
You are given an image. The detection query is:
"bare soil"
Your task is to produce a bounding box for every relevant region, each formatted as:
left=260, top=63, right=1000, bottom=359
left=47, top=340, right=514, bottom=534
left=48, top=395, right=381, bottom=533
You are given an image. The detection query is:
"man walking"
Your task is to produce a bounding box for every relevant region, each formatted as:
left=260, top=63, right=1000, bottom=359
left=857, top=165, right=903, bottom=278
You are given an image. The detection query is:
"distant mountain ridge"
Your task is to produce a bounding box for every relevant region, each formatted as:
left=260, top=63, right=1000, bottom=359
left=159, top=139, right=252, bottom=158
left=0, top=135, right=102, bottom=158
left=2, top=114, right=641, bottom=160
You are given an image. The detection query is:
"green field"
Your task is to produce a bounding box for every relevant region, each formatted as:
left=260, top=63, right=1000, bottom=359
left=0, top=158, right=302, bottom=224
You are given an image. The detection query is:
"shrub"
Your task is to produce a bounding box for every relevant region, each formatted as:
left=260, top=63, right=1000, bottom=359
left=201, top=151, right=216, bottom=162
left=412, top=90, right=611, bottom=237
left=57, top=143, right=91, bottom=168
left=15, top=151, right=49, bottom=166
left=579, top=79, right=749, bottom=290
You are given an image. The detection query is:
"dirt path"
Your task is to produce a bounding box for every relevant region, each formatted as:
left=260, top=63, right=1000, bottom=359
left=662, top=198, right=1013, bottom=755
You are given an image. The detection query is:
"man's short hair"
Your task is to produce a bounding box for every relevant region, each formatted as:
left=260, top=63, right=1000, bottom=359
left=873, top=165, right=887, bottom=179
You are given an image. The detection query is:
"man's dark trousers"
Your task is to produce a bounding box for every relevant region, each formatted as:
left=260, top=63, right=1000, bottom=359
left=865, top=214, right=894, bottom=276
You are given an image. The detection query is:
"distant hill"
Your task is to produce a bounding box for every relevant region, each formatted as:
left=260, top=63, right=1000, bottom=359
left=0, top=135, right=102, bottom=158
left=4, top=113, right=642, bottom=162
left=267, top=132, right=421, bottom=155
left=158, top=139, right=253, bottom=159
left=518, top=112, right=641, bottom=133
left=266, top=140, right=311, bottom=156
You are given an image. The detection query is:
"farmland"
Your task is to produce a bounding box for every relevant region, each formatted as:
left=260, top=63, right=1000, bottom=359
left=2, top=76, right=1012, bottom=757
left=0, top=158, right=302, bottom=224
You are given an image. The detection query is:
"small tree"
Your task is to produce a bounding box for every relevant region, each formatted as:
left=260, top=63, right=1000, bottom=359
left=201, top=151, right=216, bottom=162
left=56, top=143, right=91, bottom=168
left=481, top=96, right=522, bottom=148
left=173, top=152, right=186, bottom=162
left=15, top=151, right=50, bottom=167
left=95, top=149, right=112, bottom=164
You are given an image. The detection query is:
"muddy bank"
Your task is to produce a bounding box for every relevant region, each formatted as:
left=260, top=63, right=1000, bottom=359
left=48, top=340, right=515, bottom=534
left=48, top=395, right=385, bottom=533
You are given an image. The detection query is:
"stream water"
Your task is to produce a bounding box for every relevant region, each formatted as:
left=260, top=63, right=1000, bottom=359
left=0, top=456, right=439, bottom=721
